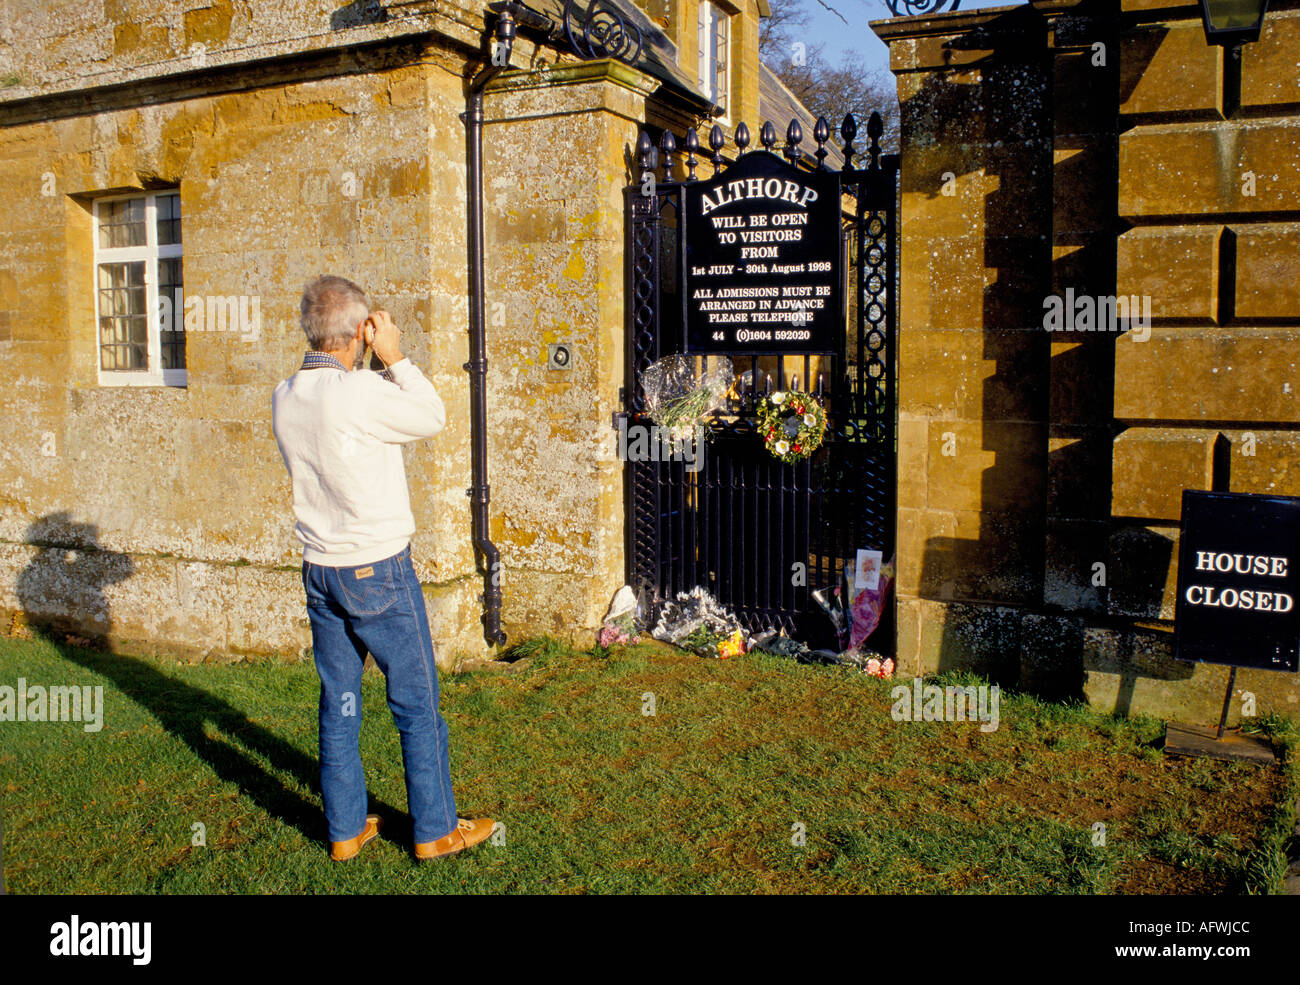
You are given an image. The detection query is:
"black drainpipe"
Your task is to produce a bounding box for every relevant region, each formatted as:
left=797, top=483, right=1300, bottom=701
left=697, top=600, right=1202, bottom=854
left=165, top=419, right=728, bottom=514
left=464, top=6, right=556, bottom=646
left=463, top=11, right=514, bottom=647
left=465, top=4, right=594, bottom=645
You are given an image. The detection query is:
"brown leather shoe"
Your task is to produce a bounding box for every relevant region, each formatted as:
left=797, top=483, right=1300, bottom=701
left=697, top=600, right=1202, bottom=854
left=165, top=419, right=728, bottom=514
left=330, top=814, right=382, bottom=861
left=415, top=817, right=495, bottom=860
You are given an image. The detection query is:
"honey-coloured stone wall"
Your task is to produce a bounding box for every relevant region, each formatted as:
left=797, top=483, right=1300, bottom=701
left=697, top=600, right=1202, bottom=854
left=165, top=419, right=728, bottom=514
left=875, top=0, right=1300, bottom=722
left=0, top=2, right=694, bottom=665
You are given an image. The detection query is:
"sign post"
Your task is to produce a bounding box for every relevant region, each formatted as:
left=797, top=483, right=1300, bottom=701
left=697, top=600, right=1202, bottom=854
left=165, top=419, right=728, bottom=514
left=1166, top=490, right=1300, bottom=762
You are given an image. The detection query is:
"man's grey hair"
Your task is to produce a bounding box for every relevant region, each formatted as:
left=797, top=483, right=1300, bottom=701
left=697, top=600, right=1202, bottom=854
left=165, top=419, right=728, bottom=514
left=300, top=275, right=369, bottom=351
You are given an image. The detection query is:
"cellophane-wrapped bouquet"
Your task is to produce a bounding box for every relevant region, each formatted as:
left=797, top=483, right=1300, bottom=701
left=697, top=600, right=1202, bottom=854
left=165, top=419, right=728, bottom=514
left=598, top=585, right=642, bottom=647
left=650, top=586, right=747, bottom=658
left=639, top=354, right=735, bottom=449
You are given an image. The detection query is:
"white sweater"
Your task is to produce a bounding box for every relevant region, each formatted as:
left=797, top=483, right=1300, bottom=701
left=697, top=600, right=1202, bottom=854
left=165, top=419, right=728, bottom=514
left=271, top=356, right=445, bottom=566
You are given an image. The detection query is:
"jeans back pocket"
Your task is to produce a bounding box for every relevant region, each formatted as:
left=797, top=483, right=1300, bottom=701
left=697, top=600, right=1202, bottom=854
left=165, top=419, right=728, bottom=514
left=336, top=557, right=398, bottom=615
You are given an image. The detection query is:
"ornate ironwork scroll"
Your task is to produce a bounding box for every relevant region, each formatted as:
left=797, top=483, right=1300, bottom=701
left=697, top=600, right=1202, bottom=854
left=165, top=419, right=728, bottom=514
left=562, top=0, right=643, bottom=64
left=884, top=0, right=961, bottom=15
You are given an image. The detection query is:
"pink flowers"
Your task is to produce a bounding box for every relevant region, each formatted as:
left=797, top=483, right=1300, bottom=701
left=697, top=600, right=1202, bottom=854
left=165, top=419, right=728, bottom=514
left=598, top=623, right=640, bottom=647
left=863, top=656, right=895, bottom=679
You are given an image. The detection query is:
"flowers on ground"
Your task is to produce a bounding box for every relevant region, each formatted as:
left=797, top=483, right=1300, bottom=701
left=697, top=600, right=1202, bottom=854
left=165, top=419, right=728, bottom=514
left=716, top=628, right=747, bottom=659
left=598, top=622, right=640, bottom=647
left=863, top=656, right=895, bottom=679
left=677, top=624, right=749, bottom=659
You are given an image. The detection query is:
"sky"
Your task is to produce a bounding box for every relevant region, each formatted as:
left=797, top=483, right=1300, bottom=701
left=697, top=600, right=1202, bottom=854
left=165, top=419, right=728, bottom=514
left=795, top=0, right=1024, bottom=74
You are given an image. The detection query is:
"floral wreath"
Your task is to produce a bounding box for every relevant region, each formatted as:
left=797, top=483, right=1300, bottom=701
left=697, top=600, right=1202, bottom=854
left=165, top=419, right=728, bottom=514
left=756, top=386, right=827, bottom=463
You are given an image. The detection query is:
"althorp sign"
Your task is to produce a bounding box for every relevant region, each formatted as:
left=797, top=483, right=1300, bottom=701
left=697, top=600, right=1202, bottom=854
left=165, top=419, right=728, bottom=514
left=684, top=152, right=844, bottom=355
left=1174, top=491, right=1300, bottom=672
left=624, top=113, right=898, bottom=638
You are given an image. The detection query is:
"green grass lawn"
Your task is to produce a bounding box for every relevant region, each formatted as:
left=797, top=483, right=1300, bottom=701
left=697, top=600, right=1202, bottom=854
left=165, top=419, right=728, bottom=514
left=1, top=630, right=1296, bottom=894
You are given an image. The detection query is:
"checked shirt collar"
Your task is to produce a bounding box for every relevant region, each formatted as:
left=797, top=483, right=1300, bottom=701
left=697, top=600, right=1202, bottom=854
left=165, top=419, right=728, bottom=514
left=300, top=350, right=394, bottom=382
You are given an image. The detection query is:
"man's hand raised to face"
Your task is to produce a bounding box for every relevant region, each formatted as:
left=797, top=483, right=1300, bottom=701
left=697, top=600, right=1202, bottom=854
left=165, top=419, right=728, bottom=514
left=364, top=310, right=403, bottom=366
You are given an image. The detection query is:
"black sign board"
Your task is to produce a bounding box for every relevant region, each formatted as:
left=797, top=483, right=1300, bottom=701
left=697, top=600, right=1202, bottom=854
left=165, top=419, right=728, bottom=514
left=1174, top=490, right=1300, bottom=672
left=683, top=152, right=843, bottom=355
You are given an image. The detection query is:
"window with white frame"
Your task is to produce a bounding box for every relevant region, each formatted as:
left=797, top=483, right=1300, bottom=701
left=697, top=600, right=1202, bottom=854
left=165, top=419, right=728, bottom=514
left=698, top=1, right=730, bottom=117
left=93, top=190, right=185, bottom=386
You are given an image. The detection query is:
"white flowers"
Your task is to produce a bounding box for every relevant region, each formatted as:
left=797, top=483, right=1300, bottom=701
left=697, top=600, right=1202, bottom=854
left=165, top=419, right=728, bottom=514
left=757, top=386, right=826, bottom=463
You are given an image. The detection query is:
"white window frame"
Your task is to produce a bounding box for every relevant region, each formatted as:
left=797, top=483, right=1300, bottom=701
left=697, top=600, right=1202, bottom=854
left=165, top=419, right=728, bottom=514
left=698, top=0, right=731, bottom=121
left=93, top=190, right=185, bottom=387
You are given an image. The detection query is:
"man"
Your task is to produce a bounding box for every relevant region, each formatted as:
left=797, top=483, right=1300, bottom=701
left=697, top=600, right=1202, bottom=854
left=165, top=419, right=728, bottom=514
left=271, top=274, right=493, bottom=862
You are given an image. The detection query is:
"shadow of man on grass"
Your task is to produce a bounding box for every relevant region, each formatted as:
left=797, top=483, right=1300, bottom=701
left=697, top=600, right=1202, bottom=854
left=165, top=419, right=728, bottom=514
left=14, top=512, right=408, bottom=849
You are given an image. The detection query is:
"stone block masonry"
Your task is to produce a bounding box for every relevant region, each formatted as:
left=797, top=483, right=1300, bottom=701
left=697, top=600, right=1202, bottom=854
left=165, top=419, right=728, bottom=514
left=0, top=2, right=710, bottom=665
left=874, top=0, right=1300, bottom=722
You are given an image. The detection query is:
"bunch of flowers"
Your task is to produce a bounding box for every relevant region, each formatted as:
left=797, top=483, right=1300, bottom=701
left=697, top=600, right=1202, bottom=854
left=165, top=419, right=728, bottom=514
left=651, top=586, right=747, bottom=659
left=598, top=619, right=641, bottom=648
left=640, top=354, right=735, bottom=450
left=756, top=386, right=827, bottom=464
left=717, top=628, right=747, bottom=658
left=597, top=585, right=642, bottom=649
left=863, top=656, right=896, bottom=679
left=677, top=625, right=747, bottom=660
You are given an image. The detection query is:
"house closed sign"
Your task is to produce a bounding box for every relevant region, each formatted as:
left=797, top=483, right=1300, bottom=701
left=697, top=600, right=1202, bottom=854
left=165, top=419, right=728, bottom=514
left=1173, top=490, right=1300, bottom=671
left=683, top=152, right=843, bottom=355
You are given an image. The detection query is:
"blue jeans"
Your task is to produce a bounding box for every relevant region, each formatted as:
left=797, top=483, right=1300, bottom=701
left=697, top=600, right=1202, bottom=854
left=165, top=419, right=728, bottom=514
left=301, top=544, right=459, bottom=844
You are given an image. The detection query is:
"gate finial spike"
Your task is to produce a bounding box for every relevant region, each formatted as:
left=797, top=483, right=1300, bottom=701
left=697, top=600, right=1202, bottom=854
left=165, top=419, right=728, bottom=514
left=760, top=120, right=776, bottom=152
left=735, top=122, right=750, bottom=155
left=867, top=111, right=884, bottom=168
left=814, top=116, right=830, bottom=169
left=840, top=113, right=857, bottom=170
left=660, top=130, right=676, bottom=178
left=709, top=124, right=725, bottom=167
left=637, top=130, right=653, bottom=173
left=684, top=128, right=700, bottom=181
left=786, top=119, right=802, bottom=164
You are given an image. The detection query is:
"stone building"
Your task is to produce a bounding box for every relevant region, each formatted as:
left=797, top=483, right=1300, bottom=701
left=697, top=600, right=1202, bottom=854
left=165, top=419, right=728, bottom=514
left=2, top=0, right=1299, bottom=725
left=0, top=0, right=825, bottom=665
left=877, top=0, right=1300, bottom=721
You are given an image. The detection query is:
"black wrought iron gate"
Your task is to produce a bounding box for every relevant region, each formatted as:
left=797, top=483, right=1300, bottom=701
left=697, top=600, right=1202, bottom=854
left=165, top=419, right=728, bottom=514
left=623, top=113, right=899, bottom=650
